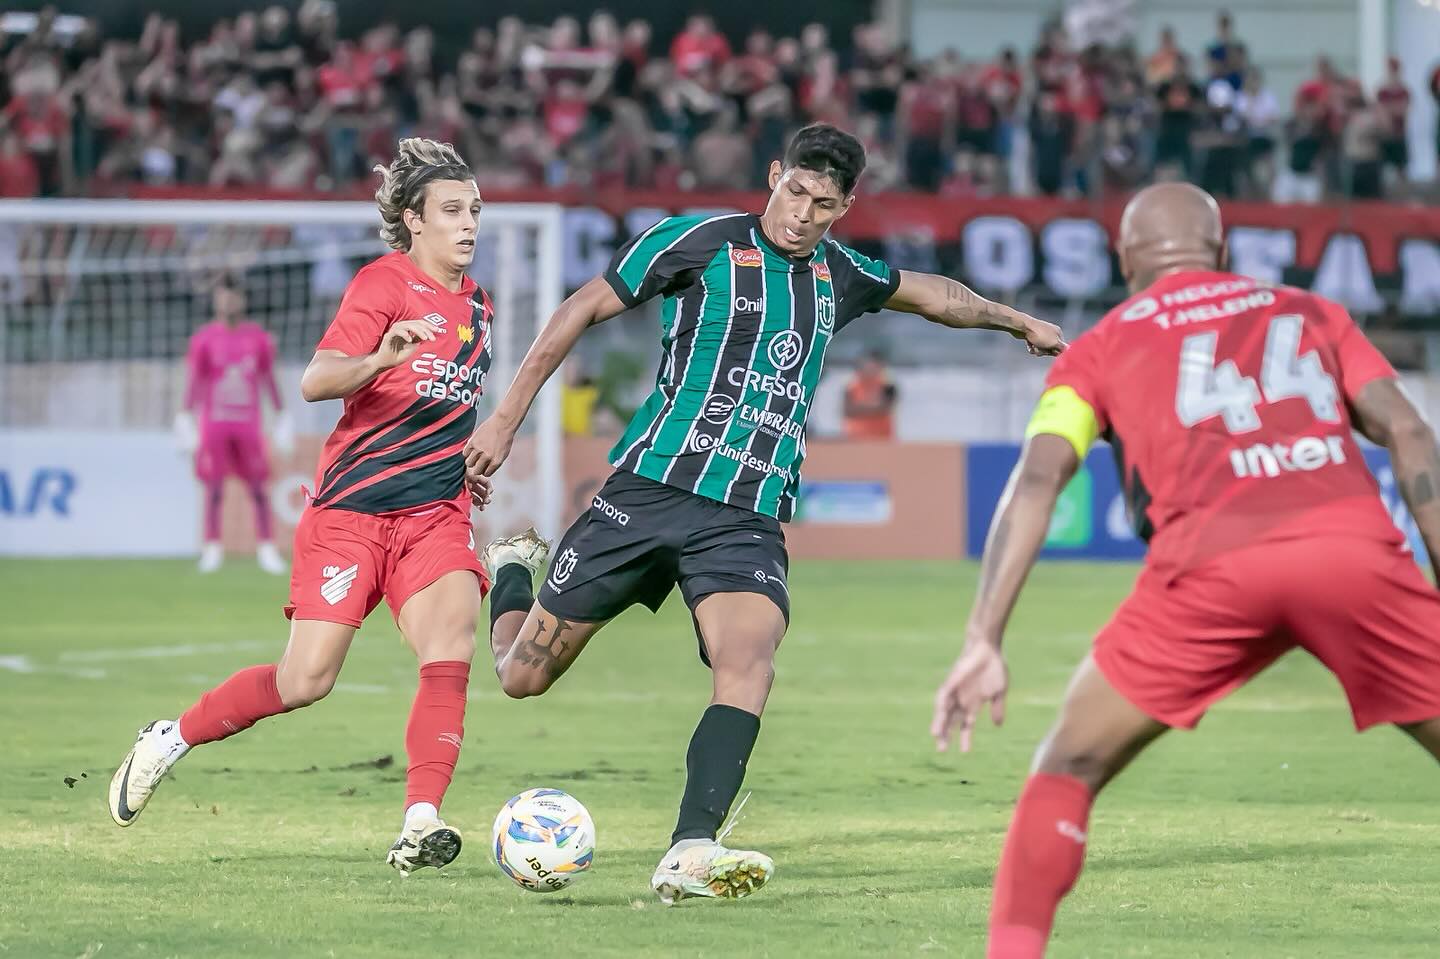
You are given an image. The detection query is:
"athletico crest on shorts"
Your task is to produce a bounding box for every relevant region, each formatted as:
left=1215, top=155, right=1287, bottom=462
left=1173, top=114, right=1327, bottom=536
left=321, top=563, right=359, bottom=605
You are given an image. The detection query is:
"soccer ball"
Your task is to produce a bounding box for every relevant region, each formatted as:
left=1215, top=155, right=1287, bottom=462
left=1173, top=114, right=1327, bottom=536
left=492, top=788, right=596, bottom=892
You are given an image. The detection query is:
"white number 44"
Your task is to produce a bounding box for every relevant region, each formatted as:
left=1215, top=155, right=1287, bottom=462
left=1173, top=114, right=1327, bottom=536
left=1176, top=314, right=1340, bottom=435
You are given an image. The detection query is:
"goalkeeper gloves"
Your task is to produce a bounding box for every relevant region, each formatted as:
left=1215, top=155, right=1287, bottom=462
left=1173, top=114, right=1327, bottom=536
left=271, top=411, right=296, bottom=456
left=173, top=411, right=199, bottom=454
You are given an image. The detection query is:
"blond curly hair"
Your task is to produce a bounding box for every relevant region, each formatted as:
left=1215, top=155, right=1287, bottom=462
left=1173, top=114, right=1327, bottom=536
left=373, top=138, right=474, bottom=251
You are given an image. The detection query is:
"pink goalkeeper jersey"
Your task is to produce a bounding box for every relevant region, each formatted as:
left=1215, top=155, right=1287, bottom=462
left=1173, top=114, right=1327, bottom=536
left=185, top=320, right=281, bottom=426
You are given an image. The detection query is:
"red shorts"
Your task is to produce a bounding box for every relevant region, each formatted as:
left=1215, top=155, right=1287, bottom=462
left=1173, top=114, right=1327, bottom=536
left=1094, top=535, right=1440, bottom=731
left=196, top=422, right=268, bottom=483
left=284, top=503, right=489, bottom=627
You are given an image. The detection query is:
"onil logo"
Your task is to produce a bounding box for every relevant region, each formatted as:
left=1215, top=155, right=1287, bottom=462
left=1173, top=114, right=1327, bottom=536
left=734, top=295, right=764, bottom=313
left=768, top=331, right=804, bottom=371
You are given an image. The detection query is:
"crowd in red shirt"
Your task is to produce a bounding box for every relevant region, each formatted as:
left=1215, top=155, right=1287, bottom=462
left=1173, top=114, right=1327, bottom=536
left=0, top=4, right=1433, bottom=201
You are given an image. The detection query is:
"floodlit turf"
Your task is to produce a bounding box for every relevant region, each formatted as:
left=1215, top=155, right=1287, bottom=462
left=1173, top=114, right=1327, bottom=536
left=2, top=558, right=1438, bottom=958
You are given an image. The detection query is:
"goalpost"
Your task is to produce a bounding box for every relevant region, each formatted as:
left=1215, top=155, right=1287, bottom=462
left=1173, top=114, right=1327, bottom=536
left=0, top=199, right=567, bottom=547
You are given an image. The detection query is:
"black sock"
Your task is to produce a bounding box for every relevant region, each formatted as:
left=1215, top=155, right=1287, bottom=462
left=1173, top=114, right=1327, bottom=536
left=488, top=563, right=534, bottom=631
left=671, top=704, right=761, bottom=845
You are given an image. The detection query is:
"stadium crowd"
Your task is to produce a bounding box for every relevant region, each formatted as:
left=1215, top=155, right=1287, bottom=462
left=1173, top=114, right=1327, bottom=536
left=1, top=3, right=1436, bottom=201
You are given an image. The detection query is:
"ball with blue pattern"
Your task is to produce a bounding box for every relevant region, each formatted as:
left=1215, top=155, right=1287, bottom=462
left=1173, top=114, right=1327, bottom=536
left=491, top=787, right=596, bottom=892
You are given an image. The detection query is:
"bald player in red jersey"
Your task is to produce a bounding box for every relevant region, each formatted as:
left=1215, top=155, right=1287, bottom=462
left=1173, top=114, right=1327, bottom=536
left=931, top=183, right=1440, bottom=958
left=108, top=138, right=497, bottom=877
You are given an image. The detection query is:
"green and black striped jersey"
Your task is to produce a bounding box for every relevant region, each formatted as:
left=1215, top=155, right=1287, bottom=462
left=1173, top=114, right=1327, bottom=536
left=603, top=213, right=900, bottom=521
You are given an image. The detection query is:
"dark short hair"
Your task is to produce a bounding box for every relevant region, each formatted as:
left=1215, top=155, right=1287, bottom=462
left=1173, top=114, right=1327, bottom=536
left=217, top=272, right=244, bottom=292
left=782, top=123, right=867, bottom=196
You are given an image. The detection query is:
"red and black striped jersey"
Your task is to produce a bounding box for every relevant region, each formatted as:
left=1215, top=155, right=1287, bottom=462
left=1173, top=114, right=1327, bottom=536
left=309, top=251, right=493, bottom=515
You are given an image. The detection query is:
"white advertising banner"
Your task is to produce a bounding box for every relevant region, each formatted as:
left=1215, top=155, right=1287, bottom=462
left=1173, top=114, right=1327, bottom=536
left=0, top=430, right=199, bottom=557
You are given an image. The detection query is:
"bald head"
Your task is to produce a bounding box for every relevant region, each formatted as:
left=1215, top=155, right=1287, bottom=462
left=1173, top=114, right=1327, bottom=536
left=1118, top=183, right=1224, bottom=293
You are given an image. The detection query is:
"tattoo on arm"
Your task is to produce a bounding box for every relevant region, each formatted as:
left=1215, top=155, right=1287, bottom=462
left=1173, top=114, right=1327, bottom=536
left=1409, top=470, right=1437, bottom=508
left=940, top=278, right=1017, bottom=332
left=510, top=617, right=577, bottom=676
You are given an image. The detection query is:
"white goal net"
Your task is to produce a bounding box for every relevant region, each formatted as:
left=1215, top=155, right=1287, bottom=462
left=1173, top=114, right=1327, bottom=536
left=0, top=199, right=566, bottom=546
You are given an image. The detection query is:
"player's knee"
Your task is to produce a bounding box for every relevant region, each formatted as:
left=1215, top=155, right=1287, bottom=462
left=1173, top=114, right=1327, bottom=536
left=710, top=649, right=776, bottom=695
left=1031, top=744, right=1113, bottom=791
left=276, top=668, right=336, bottom=708
left=419, top=631, right=475, bottom=666
left=498, top=664, right=549, bottom=700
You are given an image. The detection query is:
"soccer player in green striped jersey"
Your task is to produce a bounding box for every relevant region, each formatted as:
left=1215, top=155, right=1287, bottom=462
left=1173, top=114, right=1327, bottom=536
left=467, top=124, right=1066, bottom=903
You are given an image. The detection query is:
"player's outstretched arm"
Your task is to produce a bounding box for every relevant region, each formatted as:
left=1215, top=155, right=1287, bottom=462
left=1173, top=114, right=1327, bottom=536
left=1352, top=378, right=1440, bottom=585
left=885, top=271, right=1068, bottom=356
left=464, top=276, right=628, bottom=477
left=932, top=433, right=1079, bottom=752
left=299, top=318, right=441, bottom=402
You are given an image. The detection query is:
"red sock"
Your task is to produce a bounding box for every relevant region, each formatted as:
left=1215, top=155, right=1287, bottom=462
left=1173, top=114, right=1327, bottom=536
left=178, top=664, right=290, bottom=746
left=404, top=660, right=470, bottom=811
left=988, top=774, right=1094, bottom=959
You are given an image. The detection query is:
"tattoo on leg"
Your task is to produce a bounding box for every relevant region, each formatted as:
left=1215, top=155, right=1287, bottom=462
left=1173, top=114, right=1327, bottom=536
left=509, top=618, right=577, bottom=676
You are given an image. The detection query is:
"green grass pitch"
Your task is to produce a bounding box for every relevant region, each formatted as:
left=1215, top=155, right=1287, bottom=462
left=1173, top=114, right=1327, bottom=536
left=2, top=558, right=1438, bottom=958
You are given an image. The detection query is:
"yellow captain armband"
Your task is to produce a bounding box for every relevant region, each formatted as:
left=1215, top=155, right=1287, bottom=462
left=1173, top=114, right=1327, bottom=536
left=1025, top=386, right=1100, bottom=461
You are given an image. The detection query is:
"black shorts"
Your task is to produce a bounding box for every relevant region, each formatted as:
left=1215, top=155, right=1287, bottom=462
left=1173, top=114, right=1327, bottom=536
left=537, top=469, right=790, bottom=663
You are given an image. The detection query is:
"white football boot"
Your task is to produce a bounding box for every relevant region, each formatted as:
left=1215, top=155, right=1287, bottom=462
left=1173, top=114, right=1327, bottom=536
left=650, top=795, right=773, bottom=904
left=197, top=542, right=223, bottom=574
left=651, top=839, right=775, bottom=904
left=482, top=527, right=551, bottom=579
left=386, top=817, right=463, bottom=876
left=108, top=720, right=189, bottom=827
left=256, top=541, right=287, bottom=576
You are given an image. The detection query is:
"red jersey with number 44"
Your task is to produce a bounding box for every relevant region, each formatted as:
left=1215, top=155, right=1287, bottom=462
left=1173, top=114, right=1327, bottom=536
left=310, top=251, right=493, bottom=515
left=1042, top=269, right=1402, bottom=578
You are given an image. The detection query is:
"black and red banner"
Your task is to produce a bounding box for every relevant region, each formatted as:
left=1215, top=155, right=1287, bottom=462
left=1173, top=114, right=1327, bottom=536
left=122, top=186, right=1440, bottom=317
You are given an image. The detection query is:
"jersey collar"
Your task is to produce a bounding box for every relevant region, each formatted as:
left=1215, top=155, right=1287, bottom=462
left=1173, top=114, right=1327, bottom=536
left=749, top=215, right=822, bottom=270
left=394, top=250, right=478, bottom=297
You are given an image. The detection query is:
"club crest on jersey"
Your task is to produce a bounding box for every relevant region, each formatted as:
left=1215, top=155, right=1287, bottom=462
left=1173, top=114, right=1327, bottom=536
left=731, top=247, right=763, bottom=268
left=457, top=324, right=474, bottom=344
left=767, top=330, right=804, bottom=371
left=408, top=281, right=438, bottom=295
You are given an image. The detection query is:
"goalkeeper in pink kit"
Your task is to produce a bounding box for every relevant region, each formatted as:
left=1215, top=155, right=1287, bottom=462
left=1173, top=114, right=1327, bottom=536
left=178, top=274, right=292, bottom=574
